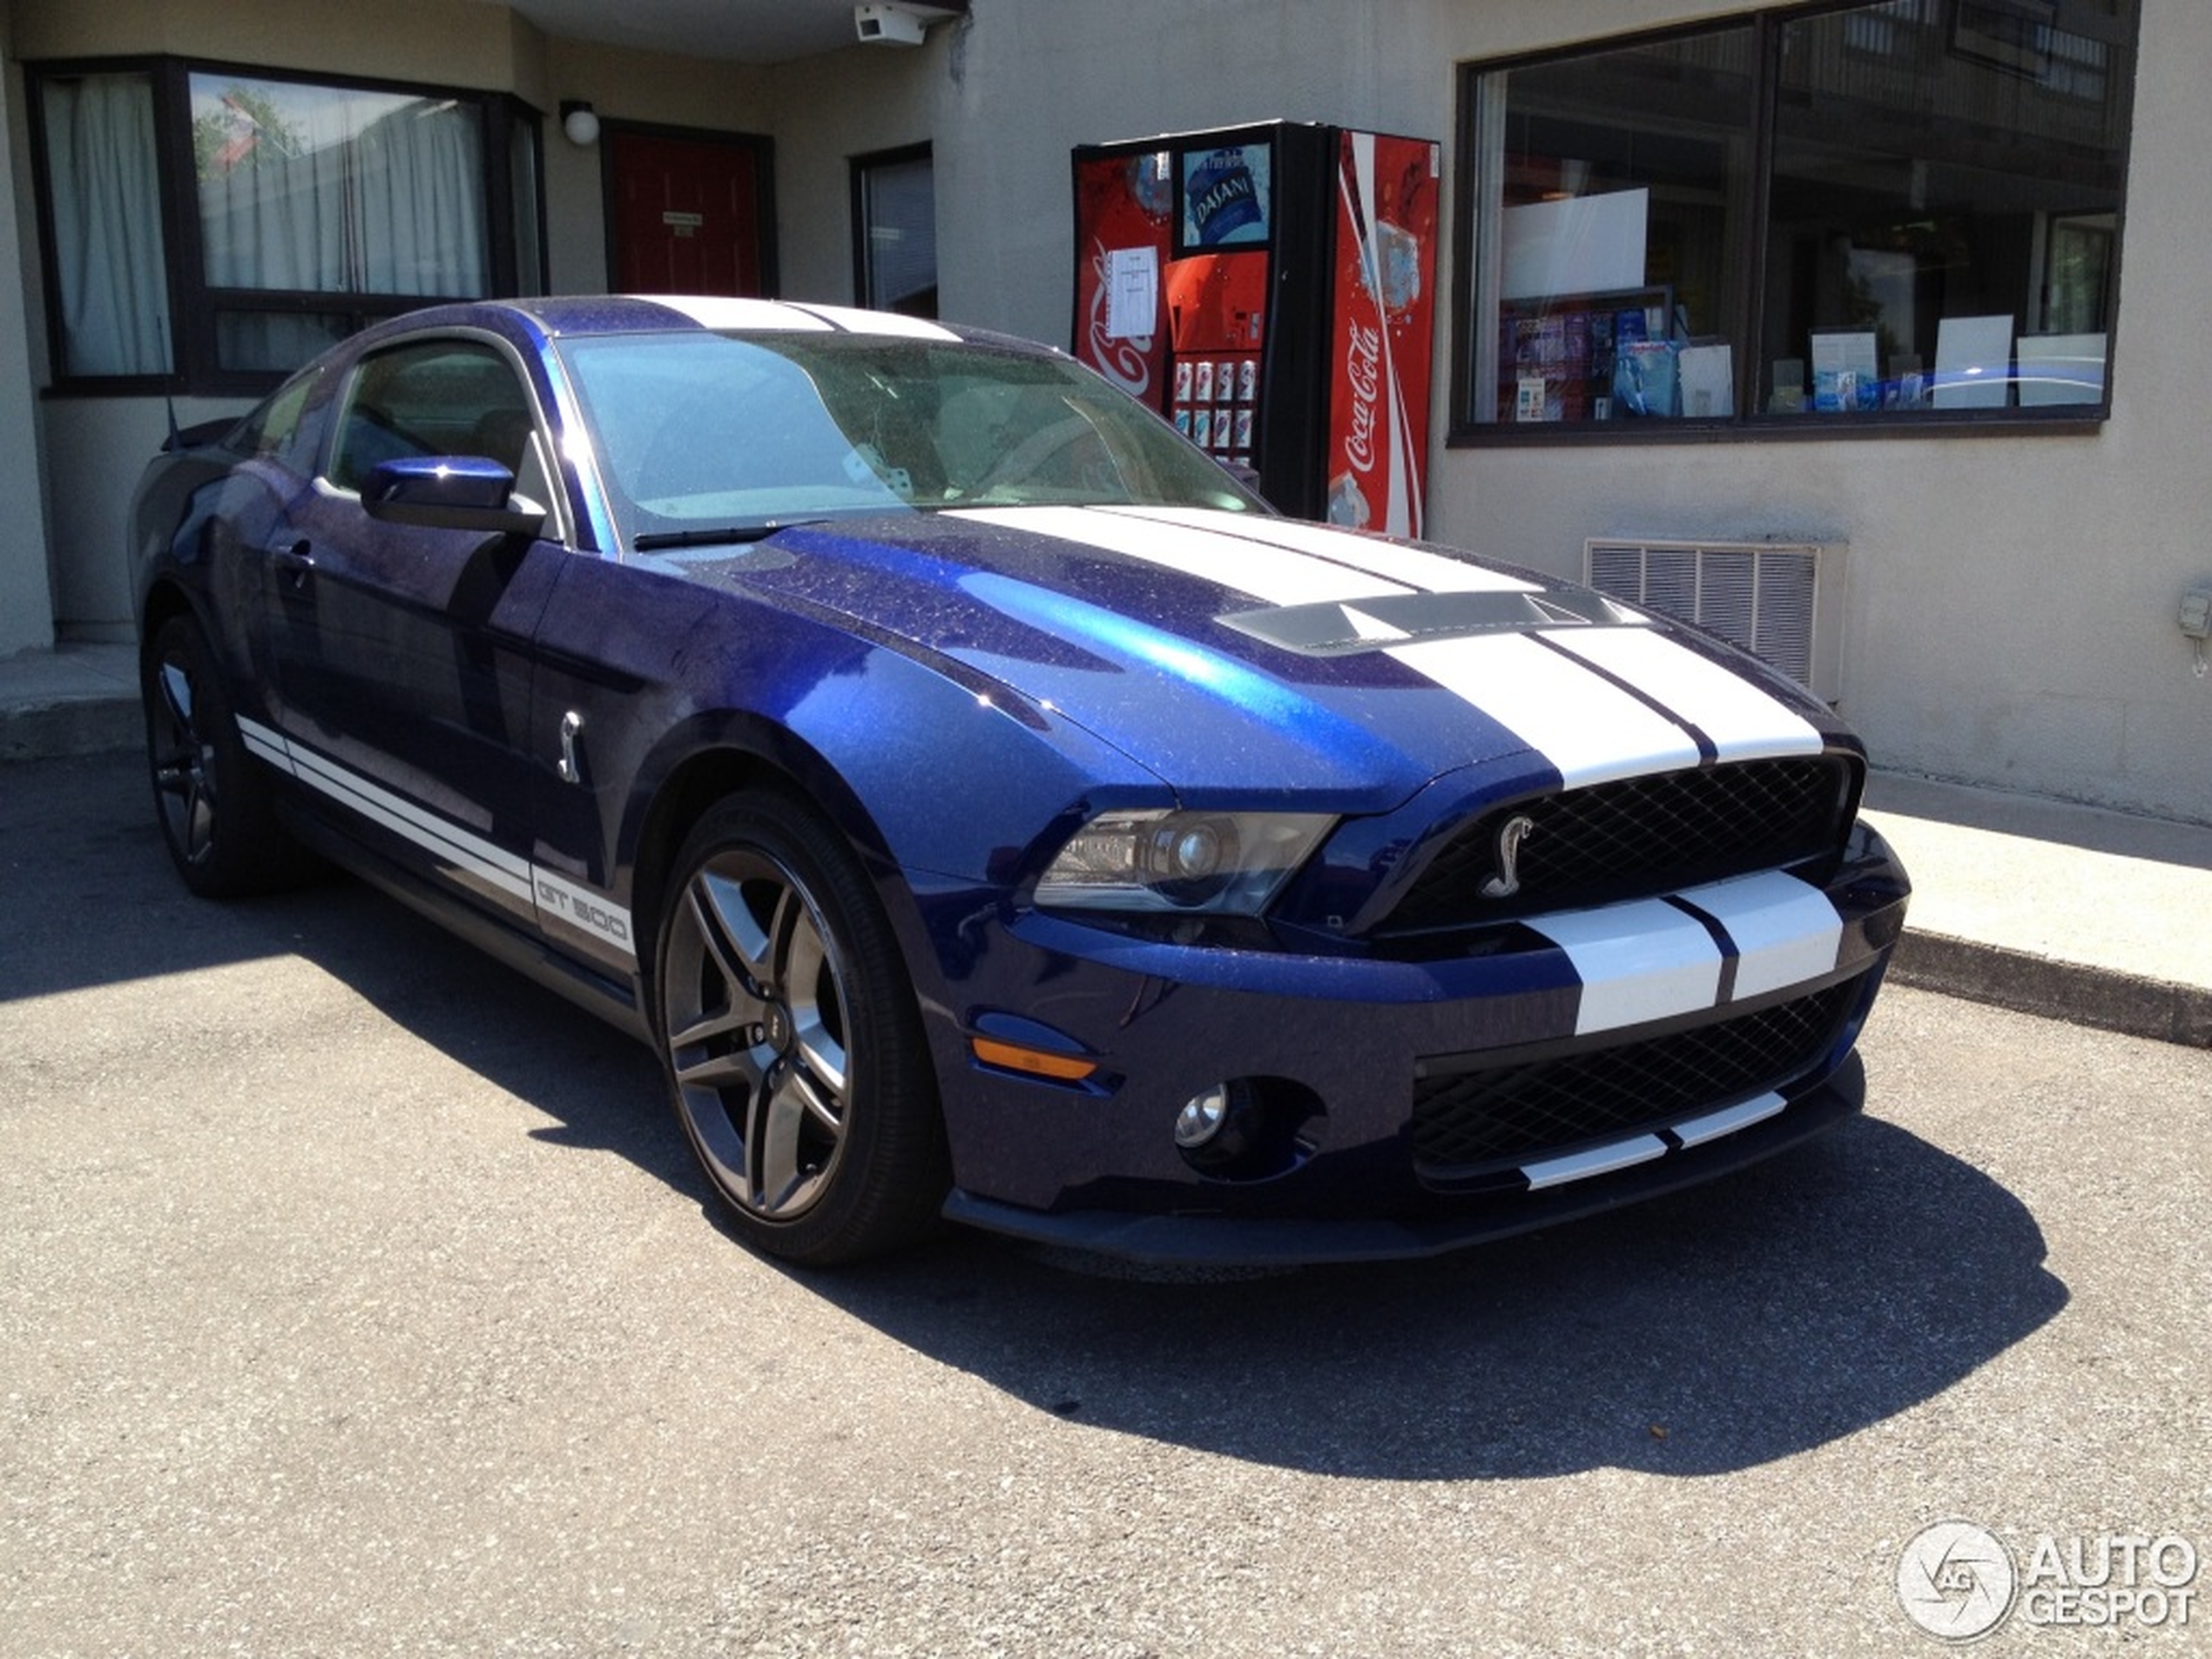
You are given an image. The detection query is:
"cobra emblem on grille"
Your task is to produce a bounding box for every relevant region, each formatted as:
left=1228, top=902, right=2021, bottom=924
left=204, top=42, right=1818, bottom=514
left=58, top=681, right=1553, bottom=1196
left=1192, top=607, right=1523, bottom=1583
left=1479, top=814, right=1537, bottom=900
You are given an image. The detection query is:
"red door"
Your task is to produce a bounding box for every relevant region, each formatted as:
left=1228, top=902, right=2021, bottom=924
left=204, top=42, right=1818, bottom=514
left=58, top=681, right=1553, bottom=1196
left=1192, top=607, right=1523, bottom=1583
left=610, top=130, right=770, bottom=295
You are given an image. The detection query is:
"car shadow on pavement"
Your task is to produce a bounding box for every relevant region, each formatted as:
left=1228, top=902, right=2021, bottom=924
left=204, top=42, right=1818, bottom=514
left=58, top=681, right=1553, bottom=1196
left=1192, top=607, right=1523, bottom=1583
left=813, top=1113, right=2065, bottom=1480
left=12, top=753, right=2067, bottom=1486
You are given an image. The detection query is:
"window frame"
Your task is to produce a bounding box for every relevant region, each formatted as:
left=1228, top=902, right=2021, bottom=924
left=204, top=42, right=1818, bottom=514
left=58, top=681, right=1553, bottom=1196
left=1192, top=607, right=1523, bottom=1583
left=27, top=56, right=545, bottom=399
left=849, top=142, right=938, bottom=318
left=1447, top=0, right=2141, bottom=446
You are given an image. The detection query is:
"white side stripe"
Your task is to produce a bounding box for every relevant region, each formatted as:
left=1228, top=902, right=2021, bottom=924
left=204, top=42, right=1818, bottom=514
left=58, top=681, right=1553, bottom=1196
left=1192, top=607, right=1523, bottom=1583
left=1527, top=898, right=1723, bottom=1035
left=1544, top=626, right=1824, bottom=762
left=238, top=718, right=290, bottom=772
left=1677, top=871, right=1846, bottom=1001
left=239, top=718, right=635, bottom=960
left=284, top=744, right=533, bottom=903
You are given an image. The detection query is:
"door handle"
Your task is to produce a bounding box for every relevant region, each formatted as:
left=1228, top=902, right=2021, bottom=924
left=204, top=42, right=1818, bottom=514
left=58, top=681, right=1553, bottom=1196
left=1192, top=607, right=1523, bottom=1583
left=270, top=542, right=314, bottom=593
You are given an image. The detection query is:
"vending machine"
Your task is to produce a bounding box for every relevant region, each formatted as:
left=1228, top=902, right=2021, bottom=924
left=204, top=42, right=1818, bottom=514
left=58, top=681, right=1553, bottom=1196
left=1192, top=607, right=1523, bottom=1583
left=1071, top=121, right=1440, bottom=536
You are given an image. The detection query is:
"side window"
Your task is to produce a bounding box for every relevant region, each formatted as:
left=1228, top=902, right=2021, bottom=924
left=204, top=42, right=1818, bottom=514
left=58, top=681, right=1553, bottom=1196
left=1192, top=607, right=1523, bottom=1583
left=234, top=367, right=323, bottom=471
left=327, top=340, right=551, bottom=508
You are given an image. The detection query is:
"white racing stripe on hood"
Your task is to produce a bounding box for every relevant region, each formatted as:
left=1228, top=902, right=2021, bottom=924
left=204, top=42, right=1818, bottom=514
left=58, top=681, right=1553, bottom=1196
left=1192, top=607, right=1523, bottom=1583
left=1105, top=506, right=1541, bottom=595
left=1388, top=633, right=1703, bottom=786
left=1544, top=626, right=1823, bottom=762
left=952, top=505, right=1410, bottom=607
left=955, top=507, right=1818, bottom=789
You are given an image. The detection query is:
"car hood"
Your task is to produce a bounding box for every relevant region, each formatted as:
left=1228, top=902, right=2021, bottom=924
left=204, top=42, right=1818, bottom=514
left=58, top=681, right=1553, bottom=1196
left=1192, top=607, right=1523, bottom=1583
left=664, top=504, right=1838, bottom=810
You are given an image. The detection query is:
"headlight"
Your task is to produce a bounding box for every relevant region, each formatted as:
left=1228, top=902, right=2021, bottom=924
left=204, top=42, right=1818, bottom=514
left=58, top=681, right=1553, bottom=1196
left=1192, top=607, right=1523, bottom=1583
left=1035, top=809, right=1334, bottom=915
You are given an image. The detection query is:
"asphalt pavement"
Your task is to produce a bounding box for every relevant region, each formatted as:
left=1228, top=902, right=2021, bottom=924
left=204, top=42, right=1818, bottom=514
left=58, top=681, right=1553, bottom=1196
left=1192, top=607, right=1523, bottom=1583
left=1, top=749, right=2206, bottom=1656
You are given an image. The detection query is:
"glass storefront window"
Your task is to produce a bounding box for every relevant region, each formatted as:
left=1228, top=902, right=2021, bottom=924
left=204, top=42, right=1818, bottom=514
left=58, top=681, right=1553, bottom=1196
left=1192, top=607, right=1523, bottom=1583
left=1458, top=0, right=2138, bottom=434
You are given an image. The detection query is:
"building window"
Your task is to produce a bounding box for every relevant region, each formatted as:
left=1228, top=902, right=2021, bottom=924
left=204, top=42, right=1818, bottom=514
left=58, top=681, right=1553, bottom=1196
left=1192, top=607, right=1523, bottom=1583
left=36, top=71, right=172, bottom=378
left=30, top=60, right=542, bottom=394
left=852, top=145, right=937, bottom=318
left=1456, top=0, right=2138, bottom=436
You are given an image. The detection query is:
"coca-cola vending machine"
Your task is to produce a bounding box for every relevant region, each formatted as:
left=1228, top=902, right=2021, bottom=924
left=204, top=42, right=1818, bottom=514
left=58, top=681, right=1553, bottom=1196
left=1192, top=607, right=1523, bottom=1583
left=1072, top=121, right=1440, bottom=536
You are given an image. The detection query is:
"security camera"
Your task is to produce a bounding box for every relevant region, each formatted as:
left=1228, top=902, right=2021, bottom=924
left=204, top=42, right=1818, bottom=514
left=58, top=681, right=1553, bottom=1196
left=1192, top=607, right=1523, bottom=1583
left=854, top=4, right=929, bottom=46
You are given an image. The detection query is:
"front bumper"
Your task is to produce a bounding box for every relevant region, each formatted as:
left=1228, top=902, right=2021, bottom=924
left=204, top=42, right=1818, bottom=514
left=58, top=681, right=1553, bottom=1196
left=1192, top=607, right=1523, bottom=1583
left=910, top=821, right=1908, bottom=1263
left=945, top=1051, right=1865, bottom=1266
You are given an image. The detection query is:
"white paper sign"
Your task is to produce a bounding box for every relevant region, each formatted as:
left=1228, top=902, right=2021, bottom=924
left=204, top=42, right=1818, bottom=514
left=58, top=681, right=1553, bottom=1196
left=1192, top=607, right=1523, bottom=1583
left=1678, top=344, right=1734, bottom=418
left=2016, top=333, right=2107, bottom=407
left=1103, top=246, right=1158, bottom=341
left=1501, top=189, right=1648, bottom=300
left=1935, top=314, right=2015, bottom=409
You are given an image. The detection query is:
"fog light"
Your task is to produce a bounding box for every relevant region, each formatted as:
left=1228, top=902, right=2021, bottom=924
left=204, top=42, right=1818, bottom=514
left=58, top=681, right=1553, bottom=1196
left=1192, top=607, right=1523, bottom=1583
left=1174, top=1084, right=1231, bottom=1149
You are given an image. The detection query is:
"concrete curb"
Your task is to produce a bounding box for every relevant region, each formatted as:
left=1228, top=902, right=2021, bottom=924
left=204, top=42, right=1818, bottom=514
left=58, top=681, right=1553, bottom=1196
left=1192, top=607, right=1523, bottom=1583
left=1888, top=930, right=2212, bottom=1049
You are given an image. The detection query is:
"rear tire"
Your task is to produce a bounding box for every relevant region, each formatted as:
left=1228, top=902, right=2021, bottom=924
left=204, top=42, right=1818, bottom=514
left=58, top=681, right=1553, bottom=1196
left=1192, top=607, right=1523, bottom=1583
left=142, top=613, right=308, bottom=898
left=655, top=790, right=948, bottom=1265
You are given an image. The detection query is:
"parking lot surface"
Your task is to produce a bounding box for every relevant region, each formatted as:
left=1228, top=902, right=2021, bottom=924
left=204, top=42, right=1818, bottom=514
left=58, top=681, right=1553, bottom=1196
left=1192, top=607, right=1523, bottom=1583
left=3, top=753, right=2205, bottom=1656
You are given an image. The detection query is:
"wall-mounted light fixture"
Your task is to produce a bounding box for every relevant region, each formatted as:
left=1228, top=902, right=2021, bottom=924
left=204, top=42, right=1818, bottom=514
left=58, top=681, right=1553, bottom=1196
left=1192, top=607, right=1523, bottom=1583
left=559, top=100, right=600, bottom=147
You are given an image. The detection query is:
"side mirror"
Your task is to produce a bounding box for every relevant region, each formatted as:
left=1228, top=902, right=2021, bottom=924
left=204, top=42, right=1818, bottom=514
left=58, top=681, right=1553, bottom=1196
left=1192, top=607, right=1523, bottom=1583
left=362, top=455, right=546, bottom=536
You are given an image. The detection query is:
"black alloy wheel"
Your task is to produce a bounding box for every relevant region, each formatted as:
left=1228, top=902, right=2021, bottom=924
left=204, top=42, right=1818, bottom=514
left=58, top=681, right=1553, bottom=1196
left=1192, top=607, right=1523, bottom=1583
left=143, top=613, right=302, bottom=898
left=656, top=791, right=947, bottom=1265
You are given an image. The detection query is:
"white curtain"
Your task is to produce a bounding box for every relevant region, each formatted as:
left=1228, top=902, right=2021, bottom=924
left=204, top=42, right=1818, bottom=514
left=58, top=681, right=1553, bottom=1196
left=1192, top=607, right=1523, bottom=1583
left=43, top=75, right=171, bottom=377
left=195, top=82, right=488, bottom=300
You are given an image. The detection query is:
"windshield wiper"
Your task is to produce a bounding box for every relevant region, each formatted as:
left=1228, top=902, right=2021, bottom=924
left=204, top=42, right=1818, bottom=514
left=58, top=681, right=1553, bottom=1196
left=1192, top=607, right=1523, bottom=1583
left=631, top=519, right=825, bottom=551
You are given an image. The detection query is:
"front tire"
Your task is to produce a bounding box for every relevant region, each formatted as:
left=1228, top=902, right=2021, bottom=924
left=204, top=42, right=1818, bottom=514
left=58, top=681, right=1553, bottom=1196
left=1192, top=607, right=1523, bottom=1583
left=655, top=791, right=947, bottom=1265
left=143, top=613, right=306, bottom=898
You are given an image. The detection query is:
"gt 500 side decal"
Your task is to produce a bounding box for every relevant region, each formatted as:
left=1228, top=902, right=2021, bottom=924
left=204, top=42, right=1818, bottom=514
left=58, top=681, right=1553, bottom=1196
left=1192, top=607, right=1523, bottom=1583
left=533, top=869, right=634, bottom=951
left=239, top=718, right=637, bottom=961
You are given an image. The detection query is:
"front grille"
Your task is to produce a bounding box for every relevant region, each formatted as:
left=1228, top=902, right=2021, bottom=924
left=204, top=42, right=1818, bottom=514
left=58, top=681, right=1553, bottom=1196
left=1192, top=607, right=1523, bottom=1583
left=1384, top=756, right=1855, bottom=933
left=1411, top=978, right=1860, bottom=1179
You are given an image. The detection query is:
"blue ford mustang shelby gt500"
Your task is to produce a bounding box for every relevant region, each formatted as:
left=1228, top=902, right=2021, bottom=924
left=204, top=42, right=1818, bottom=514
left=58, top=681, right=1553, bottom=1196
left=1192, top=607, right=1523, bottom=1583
left=132, top=295, right=1910, bottom=1267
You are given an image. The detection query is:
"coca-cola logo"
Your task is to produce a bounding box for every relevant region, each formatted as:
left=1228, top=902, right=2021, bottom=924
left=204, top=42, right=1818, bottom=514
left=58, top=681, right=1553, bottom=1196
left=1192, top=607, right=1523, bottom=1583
left=1344, top=320, right=1381, bottom=474
left=1084, top=240, right=1152, bottom=399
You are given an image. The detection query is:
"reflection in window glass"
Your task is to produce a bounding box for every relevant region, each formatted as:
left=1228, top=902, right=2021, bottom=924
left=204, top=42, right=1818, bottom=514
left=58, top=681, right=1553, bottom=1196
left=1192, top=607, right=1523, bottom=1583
left=1477, top=29, right=1755, bottom=424
left=1460, top=0, right=2137, bottom=429
left=191, top=73, right=489, bottom=299
left=1767, top=2, right=2130, bottom=413
left=215, top=310, right=352, bottom=374
left=854, top=150, right=937, bottom=318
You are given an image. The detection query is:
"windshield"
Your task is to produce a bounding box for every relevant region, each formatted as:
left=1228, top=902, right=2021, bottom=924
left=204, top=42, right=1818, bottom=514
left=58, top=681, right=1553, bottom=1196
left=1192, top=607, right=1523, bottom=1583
left=555, top=330, right=1263, bottom=549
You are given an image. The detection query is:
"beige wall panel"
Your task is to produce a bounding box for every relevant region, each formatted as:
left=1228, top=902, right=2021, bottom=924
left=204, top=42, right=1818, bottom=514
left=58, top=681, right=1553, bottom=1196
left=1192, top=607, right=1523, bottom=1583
left=536, top=37, right=772, bottom=295
left=10, top=0, right=524, bottom=90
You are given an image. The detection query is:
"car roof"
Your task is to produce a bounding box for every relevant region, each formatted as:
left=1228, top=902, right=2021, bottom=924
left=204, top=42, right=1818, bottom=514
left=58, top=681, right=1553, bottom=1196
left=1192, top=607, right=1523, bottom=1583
left=375, top=294, right=1036, bottom=354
